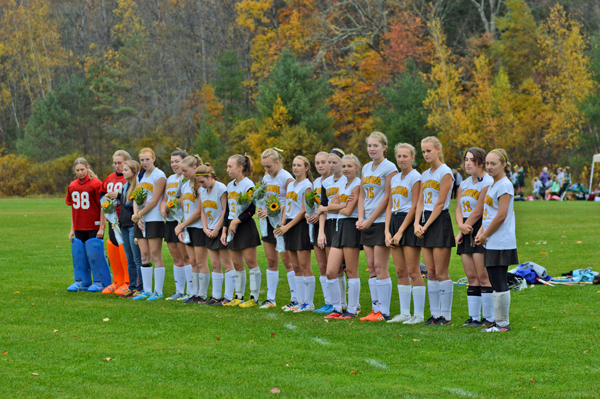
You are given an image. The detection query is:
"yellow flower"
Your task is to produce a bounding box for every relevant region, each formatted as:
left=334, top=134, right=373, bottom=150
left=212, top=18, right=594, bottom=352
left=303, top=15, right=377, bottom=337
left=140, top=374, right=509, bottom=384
left=248, top=190, right=253, bottom=197
left=315, top=196, right=321, bottom=205
left=102, top=202, right=109, bottom=208
left=168, top=201, right=174, bottom=207
left=269, top=203, right=279, bottom=212
left=129, top=195, right=134, bottom=201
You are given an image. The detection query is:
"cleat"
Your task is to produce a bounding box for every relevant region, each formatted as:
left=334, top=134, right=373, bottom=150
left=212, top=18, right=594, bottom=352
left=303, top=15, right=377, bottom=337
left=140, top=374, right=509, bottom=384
left=479, top=319, right=495, bottom=327
left=433, top=317, right=452, bottom=325
left=114, top=285, right=128, bottom=295
left=206, top=297, right=222, bottom=306
left=239, top=298, right=258, bottom=308
left=166, top=293, right=184, bottom=301
left=260, top=300, right=277, bottom=309
left=67, top=281, right=90, bottom=292
left=337, top=312, right=358, bottom=319
left=225, top=298, right=243, bottom=307
left=481, top=324, right=511, bottom=333
left=218, top=299, right=230, bottom=306
left=387, top=314, right=411, bottom=323
left=422, top=316, right=440, bottom=326
left=313, top=304, right=334, bottom=313
left=294, top=303, right=315, bottom=313
left=196, top=296, right=209, bottom=305
left=462, top=317, right=480, bottom=327
left=183, top=295, right=199, bottom=304
left=146, top=293, right=164, bottom=301
left=403, top=315, right=425, bottom=325
left=285, top=302, right=303, bottom=312
left=281, top=301, right=299, bottom=311
left=102, top=283, right=118, bottom=294
left=382, top=313, right=392, bottom=321
left=130, top=290, right=141, bottom=298
left=120, top=289, right=134, bottom=298
left=360, top=311, right=385, bottom=321
left=132, top=291, right=151, bottom=300
left=87, top=282, right=105, bottom=292
left=324, top=311, right=343, bottom=319
left=179, top=293, right=191, bottom=301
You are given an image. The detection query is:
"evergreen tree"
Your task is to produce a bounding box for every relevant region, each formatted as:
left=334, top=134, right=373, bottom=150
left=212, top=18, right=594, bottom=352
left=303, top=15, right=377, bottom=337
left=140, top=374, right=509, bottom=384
left=215, top=50, right=246, bottom=120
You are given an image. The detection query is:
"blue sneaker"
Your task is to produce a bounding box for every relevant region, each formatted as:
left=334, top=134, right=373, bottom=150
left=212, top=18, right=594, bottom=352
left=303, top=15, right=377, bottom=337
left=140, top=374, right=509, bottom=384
left=67, top=281, right=90, bottom=292
left=87, top=282, right=105, bottom=292
left=313, top=304, right=334, bottom=313
left=132, top=291, right=151, bottom=300
left=146, top=293, right=164, bottom=301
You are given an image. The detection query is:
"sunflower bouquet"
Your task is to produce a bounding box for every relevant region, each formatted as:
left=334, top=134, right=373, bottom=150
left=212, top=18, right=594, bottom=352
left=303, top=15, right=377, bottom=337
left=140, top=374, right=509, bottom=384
left=132, top=187, right=149, bottom=209
left=252, top=181, right=269, bottom=237
left=304, top=189, right=319, bottom=242
left=266, top=194, right=285, bottom=252
left=226, top=188, right=254, bottom=243
left=101, top=197, right=123, bottom=244
left=167, top=197, right=184, bottom=222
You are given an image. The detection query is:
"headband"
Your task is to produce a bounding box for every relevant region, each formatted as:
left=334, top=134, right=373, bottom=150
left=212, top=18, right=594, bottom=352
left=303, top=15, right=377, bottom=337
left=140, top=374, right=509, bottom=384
left=195, top=172, right=211, bottom=176
left=330, top=149, right=344, bottom=159
left=491, top=149, right=507, bottom=163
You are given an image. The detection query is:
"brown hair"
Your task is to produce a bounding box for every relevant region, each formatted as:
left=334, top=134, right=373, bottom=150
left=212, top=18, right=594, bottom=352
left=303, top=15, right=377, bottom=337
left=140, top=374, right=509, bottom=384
left=124, top=160, right=140, bottom=200
left=421, top=136, right=444, bottom=163
left=171, top=148, right=188, bottom=160
left=73, top=157, right=97, bottom=179
left=196, top=163, right=217, bottom=179
left=182, top=155, right=203, bottom=192
left=489, top=148, right=511, bottom=175
left=294, top=156, right=314, bottom=182
left=463, top=147, right=486, bottom=168
left=366, top=132, right=388, bottom=147
left=230, top=154, right=254, bottom=177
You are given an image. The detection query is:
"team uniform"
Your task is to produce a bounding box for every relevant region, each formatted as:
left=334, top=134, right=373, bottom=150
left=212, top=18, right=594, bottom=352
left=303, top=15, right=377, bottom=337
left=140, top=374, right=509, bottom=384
left=320, top=175, right=347, bottom=247
left=389, top=169, right=422, bottom=248
left=164, top=174, right=185, bottom=242
left=201, top=181, right=228, bottom=250
left=261, top=169, right=294, bottom=243
left=283, top=179, right=312, bottom=252
left=117, top=181, right=143, bottom=294
left=180, top=181, right=205, bottom=247
left=360, top=159, right=398, bottom=246
left=310, top=177, right=324, bottom=247
left=66, top=176, right=112, bottom=292
left=134, top=168, right=167, bottom=239
left=456, top=174, right=493, bottom=254
left=331, top=177, right=361, bottom=249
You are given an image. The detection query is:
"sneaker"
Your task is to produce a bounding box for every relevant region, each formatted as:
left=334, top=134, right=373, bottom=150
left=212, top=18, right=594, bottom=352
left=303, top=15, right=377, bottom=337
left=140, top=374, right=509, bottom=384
left=101, top=283, right=118, bottom=294
left=120, top=289, right=134, bottom=298
left=196, top=296, right=209, bottom=305
left=206, top=297, right=222, bottom=306
left=224, top=298, right=243, bottom=307
left=67, top=281, right=90, bottom=292
left=166, top=293, right=184, bottom=301
left=114, top=285, right=128, bottom=295
left=180, top=293, right=192, bottom=301
left=260, top=300, right=277, bottom=309
left=146, top=293, right=164, bottom=301
left=479, top=319, right=495, bottom=327
left=130, top=290, right=141, bottom=298
left=219, top=299, right=230, bottom=306
left=183, top=295, right=197, bottom=304
left=360, top=311, right=385, bottom=321
left=313, top=304, right=333, bottom=313
left=422, top=316, right=440, bottom=325
left=239, top=298, right=258, bottom=308
left=285, top=302, right=303, bottom=312
left=281, top=301, right=299, bottom=311
left=294, top=303, right=315, bottom=313
left=433, top=317, right=452, bottom=325
left=387, top=314, right=411, bottom=323
left=403, top=315, right=425, bottom=324
left=87, top=282, right=105, bottom=292
left=481, top=324, right=511, bottom=333
left=462, top=317, right=478, bottom=327
left=132, top=291, right=151, bottom=300
left=337, top=312, right=358, bottom=319
left=324, top=311, right=343, bottom=319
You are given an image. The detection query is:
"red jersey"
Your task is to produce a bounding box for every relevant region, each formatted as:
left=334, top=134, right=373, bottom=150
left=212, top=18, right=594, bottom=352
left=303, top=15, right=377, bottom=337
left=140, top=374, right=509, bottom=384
left=66, top=176, right=103, bottom=231
left=102, top=172, right=127, bottom=216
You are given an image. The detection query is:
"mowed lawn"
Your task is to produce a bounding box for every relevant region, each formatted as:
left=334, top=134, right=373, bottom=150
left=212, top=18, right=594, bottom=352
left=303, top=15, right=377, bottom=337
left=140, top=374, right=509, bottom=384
left=1, top=197, right=599, bottom=398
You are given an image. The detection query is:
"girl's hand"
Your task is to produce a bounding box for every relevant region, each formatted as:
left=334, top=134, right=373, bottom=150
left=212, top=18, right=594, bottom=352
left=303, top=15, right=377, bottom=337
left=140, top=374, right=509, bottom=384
left=229, top=219, right=240, bottom=234
left=138, top=220, right=145, bottom=232
left=356, top=220, right=364, bottom=230
left=392, top=232, right=403, bottom=247
left=96, top=229, right=104, bottom=239
left=317, top=205, right=328, bottom=214
left=274, top=225, right=288, bottom=237
left=68, top=230, right=75, bottom=242
left=160, top=207, right=168, bottom=219
left=306, top=214, right=319, bottom=224
left=221, top=231, right=228, bottom=246
left=330, top=195, right=340, bottom=205
left=178, top=232, right=186, bottom=243
left=474, top=230, right=486, bottom=246
left=203, top=228, right=212, bottom=237
left=361, top=219, right=373, bottom=230
left=132, top=214, right=140, bottom=223
left=456, top=232, right=464, bottom=245
left=385, top=231, right=393, bottom=247
left=106, top=191, right=118, bottom=200
left=414, top=224, right=424, bottom=238
left=174, top=225, right=183, bottom=236
left=318, top=232, right=327, bottom=249
left=257, top=208, right=268, bottom=219
left=459, top=223, right=472, bottom=235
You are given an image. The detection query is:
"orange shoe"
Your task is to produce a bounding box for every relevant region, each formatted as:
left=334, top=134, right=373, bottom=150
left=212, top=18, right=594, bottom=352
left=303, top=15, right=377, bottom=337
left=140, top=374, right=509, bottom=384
left=101, top=283, right=118, bottom=294
left=360, top=311, right=385, bottom=321
left=113, top=285, right=128, bottom=295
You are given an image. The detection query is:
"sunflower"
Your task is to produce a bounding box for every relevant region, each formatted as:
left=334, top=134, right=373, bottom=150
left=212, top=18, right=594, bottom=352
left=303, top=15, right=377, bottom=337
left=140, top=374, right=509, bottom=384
left=269, top=202, right=279, bottom=212
left=129, top=195, right=134, bottom=201
left=102, top=202, right=109, bottom=208
left=168, top=201, right=174, bottom=207
left=315, top=196, right=321, bottom=205
left=248, top=190, right=253, bottom=197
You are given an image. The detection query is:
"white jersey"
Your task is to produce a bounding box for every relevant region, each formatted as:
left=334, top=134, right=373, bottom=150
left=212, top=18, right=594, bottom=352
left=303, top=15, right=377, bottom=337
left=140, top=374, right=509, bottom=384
left=321, top=175, right=347, bottom=220
left=421, top=164, right=454, bottom=211
left=483, top=177, right=516, bottom=250
left=181, top=181, right=202, bottom=229
left=313, top=177, right=324, bottom=201
left=285, top=179, right=312, bottom=220
left=390, top=169, right=421, bottom=213
left=459, top=174, right=494, bottom=218
left=227, top=177, right=255, bottom=220
left=263, top=169, right=294, bottom=205
left=201, top=181, right=227, bottom=230
left=362, top=159, right=398, bottom=223
left=137, top=167, right=166, bottom=222
left=338, top=177, right=361, bottom=220
left=165, top=174, right=184, bottom=222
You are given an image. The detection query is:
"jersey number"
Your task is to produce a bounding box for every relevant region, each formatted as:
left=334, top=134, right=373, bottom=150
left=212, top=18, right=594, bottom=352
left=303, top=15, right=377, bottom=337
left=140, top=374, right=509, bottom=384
left=106, top=182, right=123, bottom=193
left=184, top=203, right=190, bottom=214
left=366, top=187, right=374, bottom=199
left=425, top=192, right=433, bottom=204
left=71, top=192, right=90, bottom=209
left=483, top=209, right=488, bottom=221
left=230, top=203, right=235, bottom=213
left=462, top=202, right=473, bottom=213
left=206, top=211, right=213, bottom=221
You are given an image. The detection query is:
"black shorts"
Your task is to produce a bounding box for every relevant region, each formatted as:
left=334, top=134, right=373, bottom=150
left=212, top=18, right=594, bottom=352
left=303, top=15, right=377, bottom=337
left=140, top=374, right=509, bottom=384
left=187, top=227, right=206, bottom=247
left=484, top=249, right=519, bottom=267
left=389, top=212, right=422, bottom=248
left=456, top=217, right=484, bottom=255
left=228, top=219, right=262, bottom=251
left=324, top=219, right=336, bottom=247
left=332, top=218, right=361, bottom=249
left=164, top=221, right=180, bottom=243
left=75, top=230, right=98, bottom=243
left=360, top=222, right=386, bottom=247
left=134, top=221, right=165, bottom=239
left=284, top=219, right=311, bottom=251
left=206, top=234, right=226, bottom=251
left=262, top=219, right=277, bottom=244
left=420, top=210, right=455, bottom=248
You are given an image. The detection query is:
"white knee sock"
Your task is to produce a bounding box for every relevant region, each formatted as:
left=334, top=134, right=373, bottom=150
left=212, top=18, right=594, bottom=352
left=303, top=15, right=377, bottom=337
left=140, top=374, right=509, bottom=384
left=234, top=270, right=245, bottom=299
left=224, top=270, right=235, bottom=301
left=192, top=272, right=199, bottom=296
left=467, top=286, right=482, bottom=321
left=266, top=270, right=279, bottom=302
left=198, top=273, right=210, bottom=299
left=439, top=279, right=453, bottom=320
left=398, top=285, right=412, bottom=317
left=339, top=276, right=347, bottom=308
left=482, top=288, right=494, bottom=321
left=368, top=277, right=380, bottom=313
left=153, top=267, right=165, bottom=295
left=304, top=276, right=316, bottom=307
left=327, top=278, right=341, bottom=312
left=376, top=278, right=392, bottom=317
left=183, top=265, right=193, bottom=294
left=212, top=272, right=223, bottom=299
left=347, top=278, right=360, bottom=314
left=141, top=266, right=153, bottom=293
left=427, top=280, right=440, bottom=318
left=249, top=268, right=261, bottom=301
left=319, top=276, right=331, bottom=305
left=412, top=286, right=426, bottom=318
left=295, top=276, right=305, bottom=305
left=495, top=291, right=511, bottom=327
left=287, top=271, right=297, bottom=302
left=173, top=266, right=186, bottom=294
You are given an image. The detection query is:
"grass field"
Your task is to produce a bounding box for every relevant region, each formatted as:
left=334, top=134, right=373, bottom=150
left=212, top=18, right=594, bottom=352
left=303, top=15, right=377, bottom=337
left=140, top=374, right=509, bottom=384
left=1, top=197, right=599, bottom=398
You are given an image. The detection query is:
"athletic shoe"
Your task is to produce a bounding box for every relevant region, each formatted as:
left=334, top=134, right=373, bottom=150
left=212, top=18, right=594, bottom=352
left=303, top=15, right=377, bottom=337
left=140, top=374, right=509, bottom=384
left=433, top=317, right=452, bottom=325
left=166, top=293, right=184, bottom=301
left=313, top=304, right=333, bottom=313
left=196, top=296, right=209, bottom=305
left=183, top=295, right=198, bottom=304
left=87, top=282, right=105, bottom=292
left=101, top=283, right=118, bottom=294
left=285, top=302, right=303, bottom=312
left=146, top=293, right=164, bottom=301
left=259, top=300, right=277, bottom=309
left=218, top=299, right=230, bottom=306
left=281, top=301, right=299, bottom=311
left=206, top=297, right=222, bottom=306
left=422, top=316, right=440, bottom=326
left=180, top=293, right=191, bottom=301
left=403, top=315, right=425, bottom=325
left=67, top=282, right=90, bottom=292
left=132, top=291, right=151, bottom=300
left=479, top=319, right=495, bottom=327
left=114, top=285, right=128, bottom=295
left=239, top=298, right=258, bottom=308
left=387, top=314, right=411, bottom=323
left=481, top=324, right=511, bottom=333
left=130, top=290, right=141, bottom=298
left=462, top=318, right=481, bottom=327
left=337, top=312, right=358, bottom=319
left=360, top=311, right=385, bottom=321
left=294, top=303, right=315, bottom=313
left=120, top=289, right=134, bottom=298
left=382, top=313, right=392, bottom=321
left=225, top=298, right=243, bottom=307
left=324, top=311, right=343, bottom=319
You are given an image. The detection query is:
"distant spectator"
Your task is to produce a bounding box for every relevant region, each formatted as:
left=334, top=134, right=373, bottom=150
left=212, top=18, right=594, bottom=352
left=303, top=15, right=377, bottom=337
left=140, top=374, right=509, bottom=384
left=533, top=177, right=543, bottom=200
left=558, top=166, right=571, bottom=197
left=516, top=166, right=525, bottom=197
left=511, top=166, right=519, bottom=194
left=557, top=168, right=564, bottom=186
left=452, top=168, right=463, bottom=199
left=539, top=167, right=550, bottom=186
left=545, top=174, right=560, bottom=200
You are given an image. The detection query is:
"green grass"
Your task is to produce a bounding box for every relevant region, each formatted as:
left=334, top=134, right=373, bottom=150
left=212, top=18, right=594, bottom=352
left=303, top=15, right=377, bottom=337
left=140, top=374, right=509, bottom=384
left=1, top=197, right=599, bottom=398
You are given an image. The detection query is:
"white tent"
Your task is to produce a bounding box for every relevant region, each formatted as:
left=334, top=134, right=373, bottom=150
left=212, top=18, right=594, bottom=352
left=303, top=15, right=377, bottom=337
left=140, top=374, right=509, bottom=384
left=590, top=154, right=600, bottom=194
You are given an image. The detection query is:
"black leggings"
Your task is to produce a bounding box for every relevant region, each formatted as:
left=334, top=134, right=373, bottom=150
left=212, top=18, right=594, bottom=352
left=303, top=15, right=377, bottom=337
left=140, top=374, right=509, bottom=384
left=486, top=266, right=508, bottom=292
left=75, top=230, right=99, bottom=243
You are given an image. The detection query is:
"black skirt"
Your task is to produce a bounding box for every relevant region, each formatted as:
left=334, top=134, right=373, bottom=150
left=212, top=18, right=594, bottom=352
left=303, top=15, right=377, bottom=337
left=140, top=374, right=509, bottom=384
left=420, top=210, right=455, bottom=248
left=456, top=217, right=484, bottom=254
left=164, top=221, right=180, bottom=243
left=360, top=222, right=386, bottom=247
left=206, top=234, right=227, bottom=251
left=390, top=212, right=422, bottom=248
left=187, top=227, right=206, bottom=247
left=262, top=218, right=276, bottom=244
left=324, top=219, right=335, bottom=248
left=284, top=219, right=312, bottom=251
left=134, top=221, right=165, bottom=239
left=484, top=249, right=519, bottom=267
left=332, top=218, right=361, bottom=249
left=310, top=221, right=320, bottom=246
left=228, top=219, right=262, bottom=251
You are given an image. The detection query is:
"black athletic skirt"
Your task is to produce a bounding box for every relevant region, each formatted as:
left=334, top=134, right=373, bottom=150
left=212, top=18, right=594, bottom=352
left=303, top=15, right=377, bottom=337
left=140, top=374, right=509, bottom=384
left=456, top=217, right=484, bottom=255
left=310, top=221, right=320, bottom=246
left=284, top=219, right=311, bottom=251
left=420, top=210, right=455, bottom=248
left=206, top=234, right=227, bottom=251
left=186, top=227, right=206, bottom=247
left=390, top=212, right=422, bottom=248
left=164, top=220, right=180, bottom=243
left=324, top=219, right=335, bottom=247
left=134, top=221, right=165, bottom=239
left=332, top=218, right=361, bottom=249
left=262, top=219, right=277, bottom=244
left=228, top=219, right=262, bottom=251
left=360, top=222, right=386, bottom=247
left=484, top=249, right=519, bottom=267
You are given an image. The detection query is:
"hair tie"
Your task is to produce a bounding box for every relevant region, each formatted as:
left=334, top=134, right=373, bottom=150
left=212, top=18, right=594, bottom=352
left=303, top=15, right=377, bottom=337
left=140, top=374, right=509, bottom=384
left=273, top=147, right=284, bottom=153
left=330, top=149, right=344, bottom=159
left=491, top=149, right=507, bottom=163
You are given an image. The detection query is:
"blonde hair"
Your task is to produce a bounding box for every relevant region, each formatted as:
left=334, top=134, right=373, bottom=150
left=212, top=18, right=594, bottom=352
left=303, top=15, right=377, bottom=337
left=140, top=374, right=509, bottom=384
left=113, top=150, right=131, bottom=161
left=73, top=157, right=97, bottom=179
left=294, top=156, right=313, bottom=182
left=329, top=148, right=345, bottom=160
left=315, top=151, right=329, bottom=160
left=261, top=147, right=283, bottom=163
left=182, top=155, right=203, bottom=192
left=342, top=154, right=362, bottom=178
left=229, top=154, right=254, bottom=177
left=489, top=148, right=511, bottom=175
left=366, top=132, right=388, bottom=147
left=394, top=143, right=416, bottom=157
left=196, top=163, right=217, bottom=179
left=421, top=136, right=444, bottom=163
left=124, top=160, right=140, bottom=200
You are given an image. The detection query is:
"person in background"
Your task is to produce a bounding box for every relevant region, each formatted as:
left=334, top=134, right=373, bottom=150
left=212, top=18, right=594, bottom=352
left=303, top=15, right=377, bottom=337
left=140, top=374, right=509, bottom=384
left=452, top=169, right=463, bottom=199
left=532, top=178, right=543, bottom=200
left=539, top=167, right=550, bottom=188
left=559, top=167, right=571, bottom=198
left=545, top=175, right=560, bottom=201
left=516, top=166, right=525, bottom=199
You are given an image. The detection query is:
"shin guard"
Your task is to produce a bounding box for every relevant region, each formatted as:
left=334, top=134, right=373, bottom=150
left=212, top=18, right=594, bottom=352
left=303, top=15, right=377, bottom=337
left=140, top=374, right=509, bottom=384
left=85, top=238, right=113, bottom=289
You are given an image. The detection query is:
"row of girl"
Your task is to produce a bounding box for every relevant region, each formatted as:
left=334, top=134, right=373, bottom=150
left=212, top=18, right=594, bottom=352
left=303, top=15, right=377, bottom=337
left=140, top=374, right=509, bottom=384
left=66, top=133, right=518, bottom=333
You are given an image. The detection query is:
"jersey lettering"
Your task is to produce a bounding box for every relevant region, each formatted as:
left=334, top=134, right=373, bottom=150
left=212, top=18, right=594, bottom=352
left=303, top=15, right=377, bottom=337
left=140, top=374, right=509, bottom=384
left=391, top=186, right=409, bottom=197
left=362, top=176, right=382, bottom=185
left=202, top=200, right=218, bottom=210
left=267, top=185, right=280, bottom=194
left=461, top=189, right=480, bottom=200
left=422, top=180, right=441, bottom=191
left=285, top=191, right=298, bottom=202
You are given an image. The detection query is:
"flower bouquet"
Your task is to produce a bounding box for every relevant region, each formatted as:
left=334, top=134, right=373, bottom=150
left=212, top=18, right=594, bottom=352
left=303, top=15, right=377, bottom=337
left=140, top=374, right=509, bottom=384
left=167, top=197, right=184, bottom=223
left=227, top=188, right=254, bottom=243
left=304, top=189, right=320, bottom=243
left=101, top=197, right=123, bottom=245
left=266, top=194, right=285, bottom=252
left=132, top=187, right=148, bottom=237
left=252, top=181, right=269, bottom=237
